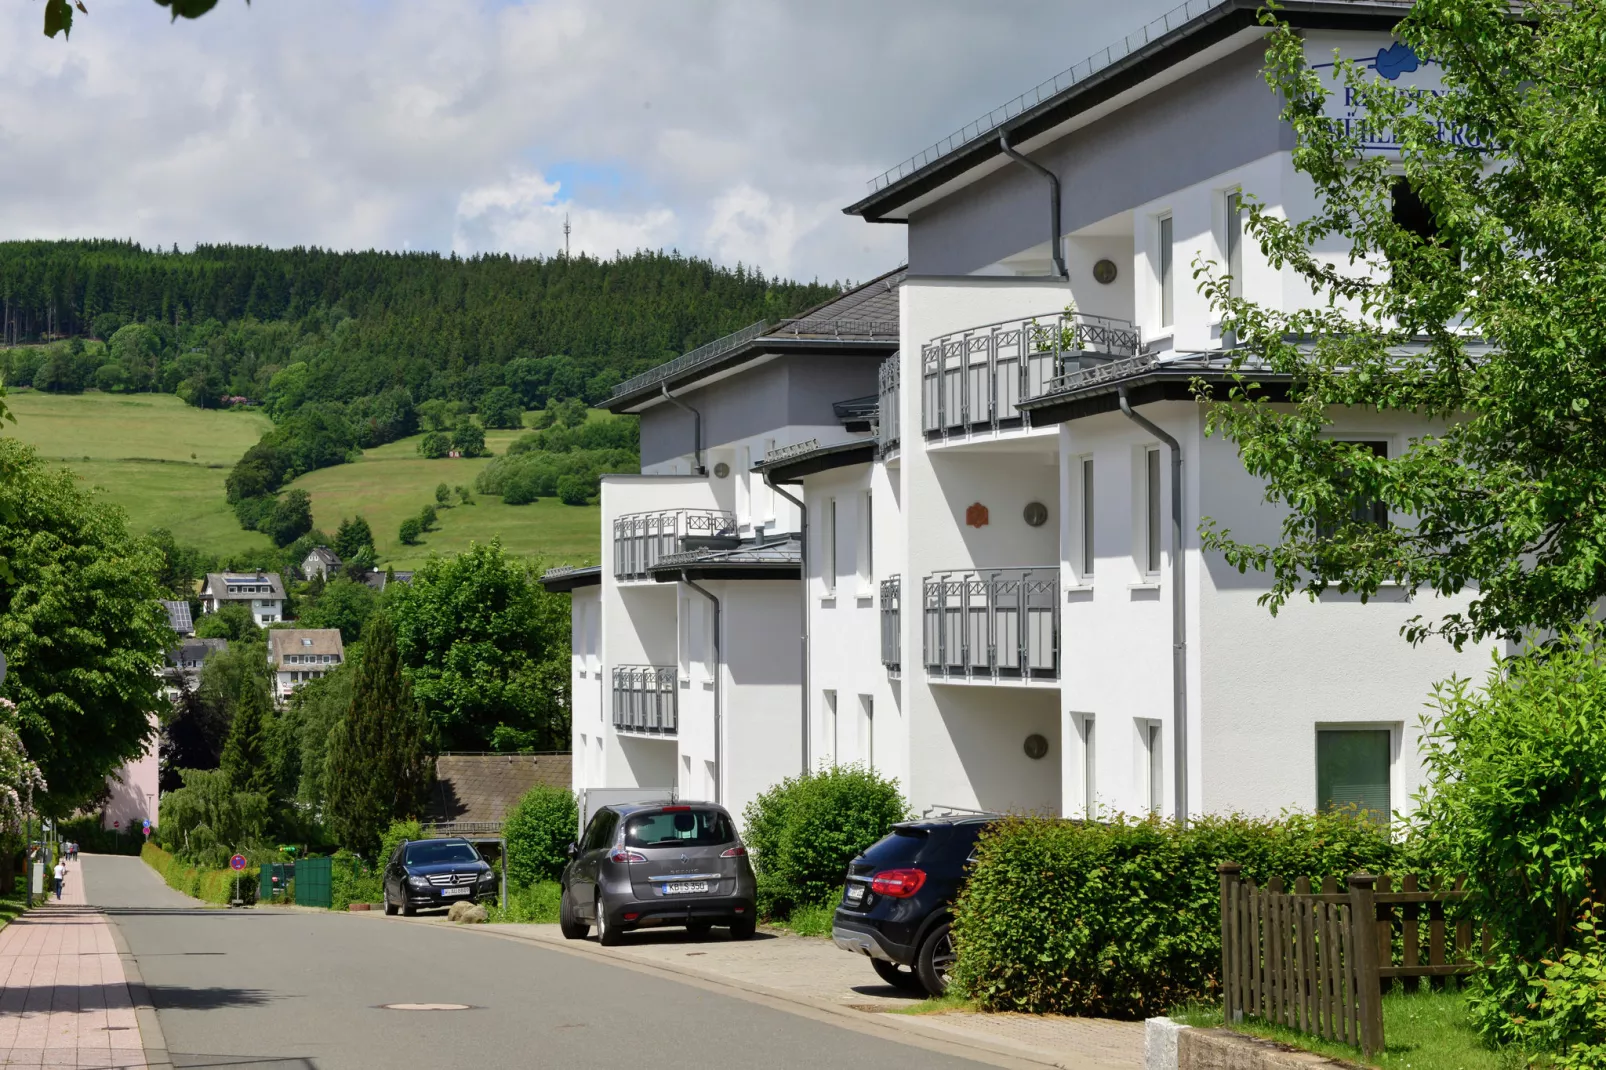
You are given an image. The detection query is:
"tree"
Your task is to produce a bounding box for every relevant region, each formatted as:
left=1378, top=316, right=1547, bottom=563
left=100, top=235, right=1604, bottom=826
left=295, top=577, right=378, bottom=644
left=195, top=603, right=259, bottom=642
left=418, top=504, right=438, bottom=532
left=324, top=614, right=432, bottom=856
left=388, top=542, right=570, bottom=752
left=451, top=423, right=487, bottom=458
left=218, top=675, right=275, bottom=799
left=43, top=0, right=235, bottom=39
left=0, top=439, right=170, bottom=812
left=434, top=483, right=451, bottom=507
left=398, top=518, right=422, bottom=546
left=418, top=432, right=451, bottom=460
left=556, top=474, right=590, bottom=506
left=287, top=660, right=354, bottom=812
left=455, top=485, right=473, bottom=506
left=332, top=516, right=375, bottom=561
left=1200, top=2, right=1606, bottom=649
left=264, top=489, right=313, bottom=548
left=477, top=386, right=524, bottom=430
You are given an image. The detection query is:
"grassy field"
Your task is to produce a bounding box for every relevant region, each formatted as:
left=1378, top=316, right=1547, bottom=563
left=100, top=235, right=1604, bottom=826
left=288, top=430, right=602, bottom=570
left=6, top=389, right=275, bottom=557
left=3, top=390, right=604, bottom=569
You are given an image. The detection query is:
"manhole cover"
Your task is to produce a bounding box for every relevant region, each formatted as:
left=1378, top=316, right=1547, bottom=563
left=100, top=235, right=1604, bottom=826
left=379, top=1003, right=473, bottom=1012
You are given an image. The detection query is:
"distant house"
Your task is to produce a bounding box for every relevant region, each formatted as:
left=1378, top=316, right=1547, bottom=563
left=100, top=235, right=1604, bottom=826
left=302, top=547, right=342, bottom=582
left=165, top=638, right=228, bottom=687
left=199, top=572, right=286, bottom=626
left=268, top=629, right=345, bottom=702
left=357, top=569, right=414, bottom=592
left=160, top=600, right=195, bottom=637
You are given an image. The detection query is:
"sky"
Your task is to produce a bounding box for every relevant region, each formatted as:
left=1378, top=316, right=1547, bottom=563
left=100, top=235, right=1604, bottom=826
left=0, top=0, right=1183, bottom=284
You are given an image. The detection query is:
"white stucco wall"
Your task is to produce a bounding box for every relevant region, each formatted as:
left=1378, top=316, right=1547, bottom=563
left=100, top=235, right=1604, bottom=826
left=568, top=585, right=604, bottom=798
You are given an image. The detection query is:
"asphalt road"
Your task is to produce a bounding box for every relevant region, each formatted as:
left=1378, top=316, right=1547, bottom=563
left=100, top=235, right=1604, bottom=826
left=85, top=854, right=992, bottom=1070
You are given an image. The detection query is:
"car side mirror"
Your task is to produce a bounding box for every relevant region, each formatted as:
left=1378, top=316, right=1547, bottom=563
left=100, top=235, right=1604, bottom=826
left=566, top=842, right=578, bottom=859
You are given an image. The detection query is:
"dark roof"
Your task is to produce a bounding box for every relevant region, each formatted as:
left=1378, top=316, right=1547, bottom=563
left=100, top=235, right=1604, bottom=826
left=203, top=572, right=286, bottom=600
left=357, top=569, right=414, bottom=591
left=847, top=1, right=1414, bottom=223
left=757, top=439, right=878, bottom=483
left=166, top=638, right=227, bottom=668
left=160, top=600, right=193, bottom=635
left=540, top=565, right=602, bottom=593
left=648, top=535, right=802, bottom=582
left=606, top=267, right=905, bottom=411
left=304, top=547, right=341, bottom=566
left=424, top=753, right=573, bottom=825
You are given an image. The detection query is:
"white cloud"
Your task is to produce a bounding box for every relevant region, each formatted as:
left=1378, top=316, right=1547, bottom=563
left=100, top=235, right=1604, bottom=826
left=0, top=0, right=1183, bottom=280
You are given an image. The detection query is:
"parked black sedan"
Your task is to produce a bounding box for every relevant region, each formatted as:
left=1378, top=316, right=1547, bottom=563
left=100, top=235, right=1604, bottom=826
left=831, top=812, right=998, bottom=995
left=382, top=837, right=499, bottom=915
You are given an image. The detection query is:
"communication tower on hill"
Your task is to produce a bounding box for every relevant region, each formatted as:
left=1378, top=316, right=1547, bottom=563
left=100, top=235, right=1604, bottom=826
left=563, top=213, right=571, bottom=258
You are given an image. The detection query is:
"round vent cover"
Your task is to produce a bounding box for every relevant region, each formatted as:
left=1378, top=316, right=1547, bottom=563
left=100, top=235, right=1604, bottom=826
left=1022, top=501, right=1049, bottom=527
left=1093, top=258, right=1119, bottom=285
left=1023, top=734, right=1050, bottom=760
left=713, top=462, right=730, bottom=479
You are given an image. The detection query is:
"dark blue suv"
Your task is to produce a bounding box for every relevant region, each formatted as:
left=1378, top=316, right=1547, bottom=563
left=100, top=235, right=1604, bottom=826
left=831, top=813, right=996, bottom=996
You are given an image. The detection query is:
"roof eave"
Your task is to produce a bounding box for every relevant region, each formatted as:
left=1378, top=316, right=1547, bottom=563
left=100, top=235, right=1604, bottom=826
left=648, top=563, right=801, bottom=582
left=605, top=337, right=899, bottom=413
left=758, top=441, right=878, bottom=482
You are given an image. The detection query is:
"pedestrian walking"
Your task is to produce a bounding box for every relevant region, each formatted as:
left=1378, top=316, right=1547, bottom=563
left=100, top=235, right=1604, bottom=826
left=52, top=857, right=66, bottom=900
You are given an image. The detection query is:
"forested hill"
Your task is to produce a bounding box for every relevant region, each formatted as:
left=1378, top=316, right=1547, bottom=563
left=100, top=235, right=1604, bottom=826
left=0, top=239, right=841, bottom=404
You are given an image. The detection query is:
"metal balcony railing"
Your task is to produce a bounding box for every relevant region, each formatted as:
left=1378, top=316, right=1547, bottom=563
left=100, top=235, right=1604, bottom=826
left=877, top=354, right=900, bottom=456
left=612, top=666, right=678, bottom=736
left=922, top=567, right=1060, bottom=682
left=613, top=509, right=738, bottom=580
left=921, top=312, right=1140, bottom=438
left=880, top=575, right=901, bottom=674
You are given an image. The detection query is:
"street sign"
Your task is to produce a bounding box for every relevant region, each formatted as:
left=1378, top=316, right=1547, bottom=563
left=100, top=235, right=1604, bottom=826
left=112, top=820, right=119, bottom=829
left=229, top=854, right=247, bottom=871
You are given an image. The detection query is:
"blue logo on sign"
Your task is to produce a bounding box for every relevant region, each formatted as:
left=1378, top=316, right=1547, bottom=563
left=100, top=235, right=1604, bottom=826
left=1374, top=42, right=1420, bottom=80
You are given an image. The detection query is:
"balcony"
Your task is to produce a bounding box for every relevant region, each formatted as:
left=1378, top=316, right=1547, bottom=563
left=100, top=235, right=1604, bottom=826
left=880, top=576, right=900, bottom=675
left=613, top=510, right=738, bottom=581
left=921, top=312, right=1140, bottom=439
left=877, top=353, right=900, bottom=457
left=611, top=666, right=678, bottom=736
left=922, top=567, right=1060, bottom=683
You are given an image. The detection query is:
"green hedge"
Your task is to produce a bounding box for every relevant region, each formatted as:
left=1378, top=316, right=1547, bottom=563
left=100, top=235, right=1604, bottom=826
left=57, top=816, right=144, bottom=856
left=950, top=812, right=1404, bottom=1019
left=329, top=850, right=383, bottom=910
left=141, top=843, right=256, bottom=905
left=503, top=786, right=577, bottom=887
left=742, top=765, right=908, bottom=919
left=487, top=881, right=562, bottom=924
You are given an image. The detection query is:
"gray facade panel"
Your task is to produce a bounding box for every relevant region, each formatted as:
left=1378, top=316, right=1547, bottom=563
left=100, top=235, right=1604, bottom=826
left=907, top=42, right=1285, bottom=276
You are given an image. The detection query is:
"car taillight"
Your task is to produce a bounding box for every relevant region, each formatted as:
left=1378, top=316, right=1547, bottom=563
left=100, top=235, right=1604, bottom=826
left=661, top=805, right=691, bottom=812
left=609, top=849, right=648, bottom=864
left=869, top=868, right=926, bottom=898
left=720, top=846, right=747, bottom=858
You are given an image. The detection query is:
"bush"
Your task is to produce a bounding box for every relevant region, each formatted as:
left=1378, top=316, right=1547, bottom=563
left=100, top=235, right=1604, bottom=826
left=398, top=517, right=422, bottom=545
left=503, top=785, right=578, bottom=887
left=556, top=474, right=589, bottom=506
left=451, top=423, right=487, bottom=458
left=329, top=849, right=383, bottom=910
left=418, top=431, right=451, bottom=459
left=141, top=842, right=256, bottom=905
left=435, top=483, right=451, bottom=506
left=949, top=811, right=1401, bottom=1019
left=487, top=881, right=562, bottom=924
left=742, top=765, right=908, bottom=920
left=379, top=818, right=424, bottom=865
left=56, top=816, right=143, bottom=856
left=418, top=504, right=438, bottom=531
left=1411, top=626, right=1606, bottom=1050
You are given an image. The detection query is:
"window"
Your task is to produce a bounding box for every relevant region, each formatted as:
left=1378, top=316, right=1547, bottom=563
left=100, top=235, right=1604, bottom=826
left=678, top=596, right=692, bottom=686
left=822, top=498, right=837, bottom=595
left=405, top=840, right=482, bottom=865
left=738, top=445, right=752, bottom=527
left=1317, top=728, right=1391, bottom=823
left=762, top=438, right=777, bottom=523
left=860, top=491, right=874, bottom=590
left=582, top=810, right=617, bottom=851
left=1316, top=440, right=1390, bottom=538
left=1145, top=448, right=1162, bottom=574
left=1158, top=214, right=1174, bottom=328
left=623, top=808, right=735, bottom=848
left=859, top=695, right=874, bottom=771
left=1080, top=457, right=1095, bottom=578
left=1225, top=190, right=1243, bottom=300
left=301, top=638, right=312, bottom=647
left=1141, top=720, right=1163, bottom=815
left=1392, top=178, right=1437, bottom=244
left=823, top=690, right=838, bottom=766
left=1082, top=715, right=1097, bottom=818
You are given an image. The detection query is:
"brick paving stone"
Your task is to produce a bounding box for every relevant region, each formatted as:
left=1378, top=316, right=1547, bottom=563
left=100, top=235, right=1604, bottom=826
left=0, top=861, right=146, bottom=1070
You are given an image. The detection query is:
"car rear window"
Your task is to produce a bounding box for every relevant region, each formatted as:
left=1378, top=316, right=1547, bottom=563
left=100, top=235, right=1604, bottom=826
left=858, top=826, right=930, bottom=866
left=405, top=841, right=480, bottom=865
left=623, top=808, right=735, bottom=848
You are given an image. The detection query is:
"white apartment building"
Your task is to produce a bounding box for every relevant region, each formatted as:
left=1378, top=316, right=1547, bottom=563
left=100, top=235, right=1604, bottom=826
left=199, top=571, right=286, bottom=626
left=550, top=0, right=1491, bottom=827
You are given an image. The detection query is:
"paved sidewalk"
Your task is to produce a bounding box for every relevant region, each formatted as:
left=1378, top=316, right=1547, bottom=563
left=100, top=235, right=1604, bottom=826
left=0, top=859, right=148, bottom=1069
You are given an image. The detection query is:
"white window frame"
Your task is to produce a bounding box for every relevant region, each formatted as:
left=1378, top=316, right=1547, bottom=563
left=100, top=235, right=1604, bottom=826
left=1138, top=719, right=1163, bottom=815
left=1078, top=455, right=1095, bottom=581
left=1158, top=213, right=1174, bottom=329
left=1080, top=714, right=1097, bottom=819
left=821, top=497, right=838, bottom=597
left=857, top=490, right=874, bottom=596
left=1314, top=722, right=1399, bottom=823
left=1224, top=188, right=1244, bottom=301
left=859, top=694, right=874, bottom=771
left=1144, top=447, right=1163, bottom=576
left=823, top=689, right=838, bottom=767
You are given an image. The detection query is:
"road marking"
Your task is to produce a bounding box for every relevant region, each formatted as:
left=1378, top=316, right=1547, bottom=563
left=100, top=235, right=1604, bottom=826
left=379, top=1003, right=473, bottom=1012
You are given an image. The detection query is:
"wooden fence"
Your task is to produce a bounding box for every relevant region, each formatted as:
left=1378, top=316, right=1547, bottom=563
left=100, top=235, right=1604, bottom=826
left=1218, top=863, right=1482, bottom=1056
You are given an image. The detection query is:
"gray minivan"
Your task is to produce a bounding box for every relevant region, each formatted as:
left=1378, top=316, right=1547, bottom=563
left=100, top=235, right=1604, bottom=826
left=559, top=801, right=757, bottom=945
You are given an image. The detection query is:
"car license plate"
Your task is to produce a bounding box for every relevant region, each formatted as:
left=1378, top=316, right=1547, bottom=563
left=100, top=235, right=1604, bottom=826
left=441, top=887, right=470, bottom=897
left=663, top=881, right=709, bottom=895
left=844, top=883, right=865, bottom=905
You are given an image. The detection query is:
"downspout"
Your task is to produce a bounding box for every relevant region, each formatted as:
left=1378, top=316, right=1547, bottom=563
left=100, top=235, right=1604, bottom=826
left=681, top=572, right=722, bottom=805
left=1118, top=385, right=1188, bottom=826
left=999, top=131, right=1067, bottom=280
left=660, top=384, right=707, bottom=476
left=766, top=472, right=809, bottom=775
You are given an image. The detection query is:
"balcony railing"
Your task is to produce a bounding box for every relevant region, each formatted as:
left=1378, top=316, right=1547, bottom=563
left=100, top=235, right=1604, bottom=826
left=612, top=666, right=678, bottom=736
left=921, top=312, right=1140, bottom=438
left=877, top=353, right=900, bottom=456
left=880, top=576, right=901, bottom=674
left=613, top=510, right=738, bottom=580
left=922, top=567, right=1060, bottom=683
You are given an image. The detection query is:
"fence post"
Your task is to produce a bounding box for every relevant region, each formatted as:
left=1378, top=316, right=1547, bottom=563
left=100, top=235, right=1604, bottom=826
left=1219, top=862, right=1241, bottom=1022
left=1347, top=873, right=1385, bottom=1057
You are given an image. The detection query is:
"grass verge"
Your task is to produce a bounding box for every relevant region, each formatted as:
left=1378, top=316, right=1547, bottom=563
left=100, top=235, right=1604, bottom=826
left=769, top=900, right=836, bottom=938
left=1170, top=987, right=1529, bottom=1070
left=0, top=887, right=29, bottom=932
left=890, top=993, right=981, bottom=1015
left=485, top=881, right=562, bottom=924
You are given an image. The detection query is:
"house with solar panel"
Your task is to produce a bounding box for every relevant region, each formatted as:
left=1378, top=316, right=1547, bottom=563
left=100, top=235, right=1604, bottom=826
left=199, top=571, right=286, bottom=626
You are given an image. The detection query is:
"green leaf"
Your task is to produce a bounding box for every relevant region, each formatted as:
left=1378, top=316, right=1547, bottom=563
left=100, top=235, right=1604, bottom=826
left=42, top=0, right=73, bottom=38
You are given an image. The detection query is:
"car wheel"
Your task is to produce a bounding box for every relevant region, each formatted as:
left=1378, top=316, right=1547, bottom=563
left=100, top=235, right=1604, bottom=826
left=915, top=920, right=955, bottom=996
left=685, top=919, right=712, bottom=937
left=872, top=958, right=924, bottom=992
left=558, top=886, right=588, bottom=940
left=401, top=895, right=416, bottom=918
left=728, top=916, right=756, bottom=940
left=595, top=893, right=622, bottom=946
left=383, top=889, right=398, bottom=917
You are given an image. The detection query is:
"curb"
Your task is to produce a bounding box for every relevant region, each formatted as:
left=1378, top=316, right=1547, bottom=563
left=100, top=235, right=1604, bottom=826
left=102, top=910, right=175, bottom=1070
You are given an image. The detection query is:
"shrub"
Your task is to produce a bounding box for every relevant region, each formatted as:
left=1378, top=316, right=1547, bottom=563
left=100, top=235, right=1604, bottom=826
left=556, top=474, right=589, bottom=506
left=141, top=842, right=256, bottom=905
left=418, top=504, right=438, bottom=531
left=487, top=881, right=562, bottom=924
left=379, top=818, right=424, bottom=865
left=949, top=811, right=1401, bottom=1019
left=434, top=483, right=451, bottom=506
left=1411, top=626, right=1606, bottom=1049
left=398, top=517, right=422, bottom=545
left=742, top=765, right=908, bottom=920
left=503, top=785, right=578, bottom=886
left=451, top=423, right=487, bottom=458
left=329, top=849, right=383, bottom=910
left=418, top=431, right=451, bottom=459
